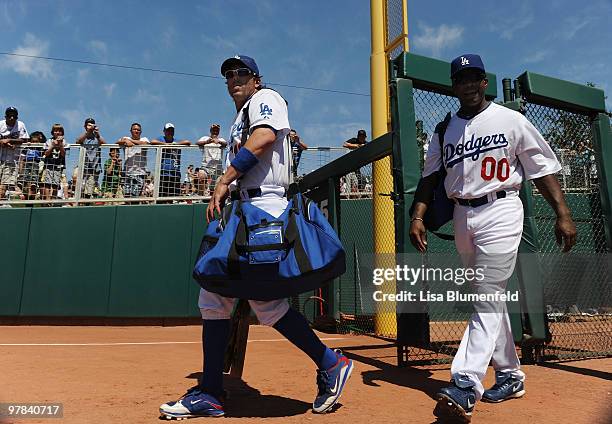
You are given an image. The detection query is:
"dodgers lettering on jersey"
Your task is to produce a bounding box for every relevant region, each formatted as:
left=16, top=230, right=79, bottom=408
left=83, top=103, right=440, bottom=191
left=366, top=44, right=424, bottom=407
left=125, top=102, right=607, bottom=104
left=422, top=102, right=561, bottom=199
left=444, top=132, right=509, bottom=168
left=226, top=88, right=291, bottom=190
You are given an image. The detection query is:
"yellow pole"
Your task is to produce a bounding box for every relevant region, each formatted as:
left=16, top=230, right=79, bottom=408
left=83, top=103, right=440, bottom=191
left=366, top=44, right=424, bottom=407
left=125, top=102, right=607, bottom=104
left=371, top=0, right=396, bottom=337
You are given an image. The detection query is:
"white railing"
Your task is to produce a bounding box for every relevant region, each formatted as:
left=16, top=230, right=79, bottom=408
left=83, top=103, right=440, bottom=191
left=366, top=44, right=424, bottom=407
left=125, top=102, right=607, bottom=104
left=0, top=144, right=373, bottom=207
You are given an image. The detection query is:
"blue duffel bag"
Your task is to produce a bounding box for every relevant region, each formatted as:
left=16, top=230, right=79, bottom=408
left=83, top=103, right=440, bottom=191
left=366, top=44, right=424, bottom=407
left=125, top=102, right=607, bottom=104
left=193, top=192, right=346, bottom=300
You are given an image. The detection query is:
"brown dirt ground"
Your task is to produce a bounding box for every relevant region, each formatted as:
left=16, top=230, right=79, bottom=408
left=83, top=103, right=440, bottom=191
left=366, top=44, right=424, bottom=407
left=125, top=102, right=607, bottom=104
left=1, top=324, right=611, bottom=424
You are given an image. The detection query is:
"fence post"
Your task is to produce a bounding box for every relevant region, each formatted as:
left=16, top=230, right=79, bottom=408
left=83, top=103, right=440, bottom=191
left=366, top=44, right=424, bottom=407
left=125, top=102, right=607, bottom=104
left=591, top=112, right=612, bottom=251
left=390, top=77, right=431, bottom=358
left=74, top=145, right=85, bottom=205
left=152, top=146, right=162, bottom=204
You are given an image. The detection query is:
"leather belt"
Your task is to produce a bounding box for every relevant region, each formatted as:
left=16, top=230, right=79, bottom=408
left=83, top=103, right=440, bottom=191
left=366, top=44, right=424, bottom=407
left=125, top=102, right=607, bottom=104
left=230, top=188, right=262, bottom=201
left=455, top=190, right=506, bottom=207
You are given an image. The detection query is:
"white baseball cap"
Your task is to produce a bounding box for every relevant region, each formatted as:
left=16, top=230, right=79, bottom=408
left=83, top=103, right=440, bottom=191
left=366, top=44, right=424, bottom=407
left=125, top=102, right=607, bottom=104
left=164, top=122, right=175, bottom=130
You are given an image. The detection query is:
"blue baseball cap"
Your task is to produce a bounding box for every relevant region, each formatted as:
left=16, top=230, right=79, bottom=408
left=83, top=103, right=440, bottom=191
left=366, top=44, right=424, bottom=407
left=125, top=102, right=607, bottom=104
left=221, top=55, right=260, bottom=77
left=450, top=54, right=485, bottom=78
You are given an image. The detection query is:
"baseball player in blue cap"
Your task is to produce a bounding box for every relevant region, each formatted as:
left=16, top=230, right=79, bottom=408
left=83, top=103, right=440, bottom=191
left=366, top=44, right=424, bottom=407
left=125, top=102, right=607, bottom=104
left=159, top=55, right=353, bottom=419
left=410, top=54, right=577, bottom=422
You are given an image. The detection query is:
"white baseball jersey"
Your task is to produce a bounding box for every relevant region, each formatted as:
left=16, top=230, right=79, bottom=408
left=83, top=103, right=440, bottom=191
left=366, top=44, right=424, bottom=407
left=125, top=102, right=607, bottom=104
left=198, top=136, right=227, bottom=166
left=0, top=120, right=29, bottom=163
left=225, top=88, right=291, bottom=190
left=123, top=137, right=150, bottom=176
left=423, top=102, right=561, bottom=199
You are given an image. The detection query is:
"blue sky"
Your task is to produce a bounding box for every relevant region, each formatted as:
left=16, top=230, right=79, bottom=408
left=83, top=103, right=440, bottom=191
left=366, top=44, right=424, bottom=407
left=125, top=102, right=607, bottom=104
left=0, top=0, right=610, bottom=148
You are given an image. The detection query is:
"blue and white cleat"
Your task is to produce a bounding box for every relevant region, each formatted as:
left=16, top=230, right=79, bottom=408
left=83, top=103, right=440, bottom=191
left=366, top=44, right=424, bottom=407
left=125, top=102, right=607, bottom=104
left=434, top=383, right=476, bottom=423
left=482, top=376, right=525, bottom=403
left=312, top=349, right=354, bottom=413
left=159, top=386, right=224, bottom=420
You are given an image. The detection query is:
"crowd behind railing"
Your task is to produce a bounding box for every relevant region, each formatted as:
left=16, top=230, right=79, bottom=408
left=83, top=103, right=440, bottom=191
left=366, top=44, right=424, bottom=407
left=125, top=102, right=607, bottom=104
left=0, top=108, right=373, bottom=207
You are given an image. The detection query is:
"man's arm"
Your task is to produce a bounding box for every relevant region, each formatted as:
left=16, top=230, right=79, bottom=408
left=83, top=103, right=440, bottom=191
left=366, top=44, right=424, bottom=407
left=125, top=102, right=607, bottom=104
left=532, top=174, right=577, bottom=252
left=408, top=172, right=440, bottom=252
left=94, top=130, right=106, bottom=144
left=177, top=139, right=191, bottom=146
left=75, top=132, right=88, bottom=145
left=206, top=127, right=276, bottom=221
left=343, top=141, right=360, bottom=149
left=298, top=138, right=308, bottom=150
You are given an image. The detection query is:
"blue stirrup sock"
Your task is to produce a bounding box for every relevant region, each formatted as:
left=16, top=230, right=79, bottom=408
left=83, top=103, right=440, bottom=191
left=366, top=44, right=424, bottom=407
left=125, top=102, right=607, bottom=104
left=272, top=307, right=338, bottom=370
left=201, top=319, right=230, bottom=399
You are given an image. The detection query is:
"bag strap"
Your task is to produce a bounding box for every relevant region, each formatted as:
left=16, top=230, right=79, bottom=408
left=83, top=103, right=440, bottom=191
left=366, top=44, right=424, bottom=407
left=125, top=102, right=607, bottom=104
left=434, top=112, right=452, bottom=169
left=227, top=201, right=244, bottom=278
left=432, top=112, right=454, bottom=242
left=283, top=203, right=313, bottom=274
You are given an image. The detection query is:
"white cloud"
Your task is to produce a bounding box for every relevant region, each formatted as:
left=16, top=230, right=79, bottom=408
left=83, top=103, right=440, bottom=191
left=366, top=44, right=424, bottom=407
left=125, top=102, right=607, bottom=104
left=104, top=83, right=116, bottom=98
left=201, top=34, right=238, bottom=52
left=76, top=68, right=90, bottom=87
left=490, top=5, right=534, bottom=40
left=133, top=88, right=162, bottom=104
left=523, top=50, right=549, bottom=64
left=59, top=109, right=86, bottom=133
left=0, top=1, right=26, bottom=29
left=88, top=40, right=108, bottom=60
left=2, top=33, right=54, bottom=79
left=563, top=17, right=592, bottom=40
left=413, top=23, right=464, bottom=58
left=161, top=26, right=176, bottom=48
left=338, top=105, right=351, bottom=118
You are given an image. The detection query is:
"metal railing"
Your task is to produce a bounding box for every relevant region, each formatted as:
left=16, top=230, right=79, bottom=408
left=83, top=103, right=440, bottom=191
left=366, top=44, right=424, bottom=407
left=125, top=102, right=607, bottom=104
left=0, top=144, right=372, bottom=206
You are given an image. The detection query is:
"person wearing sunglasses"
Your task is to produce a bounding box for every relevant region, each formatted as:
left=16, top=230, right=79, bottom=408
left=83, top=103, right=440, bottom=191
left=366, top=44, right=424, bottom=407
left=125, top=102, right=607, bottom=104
left=160, top=55, right=353, bottom=419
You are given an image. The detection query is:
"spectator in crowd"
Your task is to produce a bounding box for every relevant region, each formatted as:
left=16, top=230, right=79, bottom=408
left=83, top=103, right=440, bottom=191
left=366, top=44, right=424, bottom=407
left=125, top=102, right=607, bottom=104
left=18, top=130, right=46, bottom=201
left=41, top=124, right=68, bottom=202
left=343, top=129, right=368, bottom=194
left=101, top=147, right=122, bottom=198
left=289, top=128, right=308, bottom=179
left=141, top=174, right=155, bottom=202
left=75, top=117, right=106, bottom=198
left=197, top=123, right=227, bottom=195
left=182, top=164, right=195, bottom=195
left=151, top=123, right=191, bottom=200
left=0, top=106, right=29, bottom=199
left=117, top=122, right=150, bottom=198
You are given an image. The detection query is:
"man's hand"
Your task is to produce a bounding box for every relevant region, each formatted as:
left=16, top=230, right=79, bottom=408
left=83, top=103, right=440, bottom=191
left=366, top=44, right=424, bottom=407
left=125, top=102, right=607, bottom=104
left=533, top=174, right=577, bottom=253
left=207, top=181, right=230, bottom=223
left=409, top=219, right=428, bottom=252
left=555, top=214, right=577, bottom=252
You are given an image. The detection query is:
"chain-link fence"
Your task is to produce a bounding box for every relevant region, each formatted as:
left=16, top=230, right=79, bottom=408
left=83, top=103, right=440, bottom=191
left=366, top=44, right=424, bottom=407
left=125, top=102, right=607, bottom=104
left=522, top=102, right=612, bottom=361
left=407, top=89, right=472, bottom=362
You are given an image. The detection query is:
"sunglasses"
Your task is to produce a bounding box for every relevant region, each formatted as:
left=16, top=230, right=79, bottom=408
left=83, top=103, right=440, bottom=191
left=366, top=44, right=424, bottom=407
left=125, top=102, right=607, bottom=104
left=224, top=68, right=253, bottom=80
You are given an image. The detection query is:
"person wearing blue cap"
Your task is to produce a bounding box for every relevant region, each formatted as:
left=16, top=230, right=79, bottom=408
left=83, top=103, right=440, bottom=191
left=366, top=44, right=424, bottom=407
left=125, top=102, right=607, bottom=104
left=409, top=54, right=576, bottom=422
left=159, top=55, right=353, bottom=419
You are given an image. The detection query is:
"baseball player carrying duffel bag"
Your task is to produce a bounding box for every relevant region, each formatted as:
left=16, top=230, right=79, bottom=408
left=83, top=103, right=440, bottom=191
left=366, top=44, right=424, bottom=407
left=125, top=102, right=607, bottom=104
left=193, top=190, right=346, bottom=301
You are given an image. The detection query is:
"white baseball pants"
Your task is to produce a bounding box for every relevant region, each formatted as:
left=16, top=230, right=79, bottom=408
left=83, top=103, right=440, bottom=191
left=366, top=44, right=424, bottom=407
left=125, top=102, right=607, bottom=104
left=450, top=193, right=526, bottom=400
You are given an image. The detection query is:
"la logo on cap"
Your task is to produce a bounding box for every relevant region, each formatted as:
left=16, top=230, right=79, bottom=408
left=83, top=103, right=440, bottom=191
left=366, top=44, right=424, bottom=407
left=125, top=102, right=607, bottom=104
left=461, top=56, right=469, bottom=65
